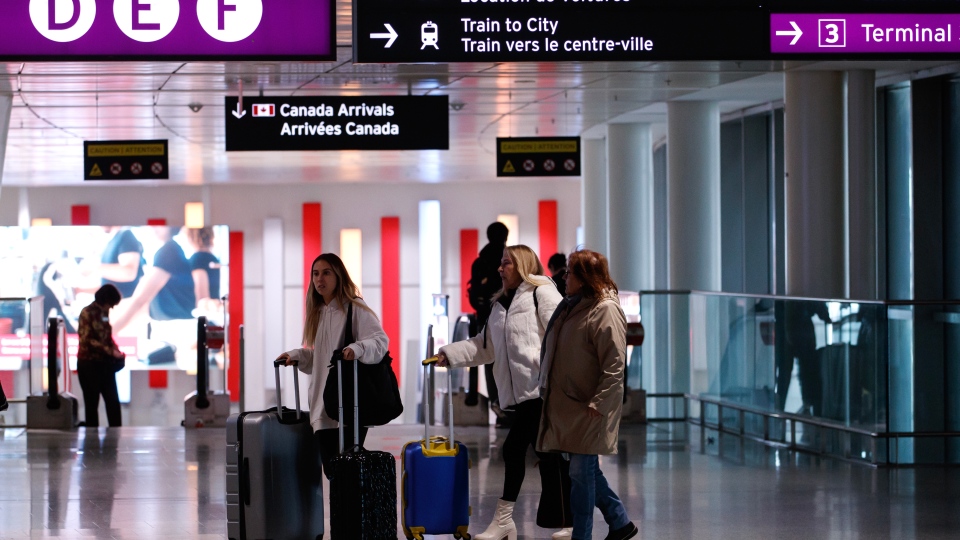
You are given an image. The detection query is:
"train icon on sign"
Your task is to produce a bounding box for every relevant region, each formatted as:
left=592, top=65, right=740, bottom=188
left=421, top=21, right=438, bottom=49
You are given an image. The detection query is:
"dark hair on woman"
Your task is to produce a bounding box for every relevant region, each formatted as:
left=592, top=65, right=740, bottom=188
left=567, top=249, right=618, bottom=299
left=94, top=284, right=122, bottom=307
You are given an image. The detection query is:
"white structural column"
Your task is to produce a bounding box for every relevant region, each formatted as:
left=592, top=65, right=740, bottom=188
left=784, top=70, right=846, bottom=298
left=846, top=70, right=878, bottom=299
left=667, top=101, right=722, bottom=291
left=262, top=218, right=284, bottom=408
left=0, top=93, right=11, bottom=201
left=581, top=137, right=608, bottom=255
left=607, top=123, right=654, bottom=291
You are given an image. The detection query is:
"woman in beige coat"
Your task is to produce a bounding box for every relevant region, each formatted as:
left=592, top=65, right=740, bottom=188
left=537, top=250, right=637, bottom=540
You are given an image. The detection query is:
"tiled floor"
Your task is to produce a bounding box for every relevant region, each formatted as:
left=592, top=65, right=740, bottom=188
left=1, top=422, right=959, bottom=539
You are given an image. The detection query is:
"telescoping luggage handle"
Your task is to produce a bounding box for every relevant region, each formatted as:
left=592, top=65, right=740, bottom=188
left=271, top=358, right=302, bottom=420
left=334, top=351, right=361, bottom=453
left=421, top=355, right=455, bottom=451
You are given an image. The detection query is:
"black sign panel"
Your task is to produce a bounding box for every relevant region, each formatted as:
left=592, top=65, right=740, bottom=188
left=225, top=95, right=449, bottom=151
left=497, top=137, right=580, bottom=177
left=354, top=0, right=960, bottom=62
left=84, top=140, right=169, bottom=180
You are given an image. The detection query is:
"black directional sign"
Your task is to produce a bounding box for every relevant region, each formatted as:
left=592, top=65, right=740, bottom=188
left=354, top=0, right=960, bottom=62
left=225, top=95, right=449, bottom=151
left=84, top=140, right=168, bottom=181
left=497, top=137, right=580, bottom=177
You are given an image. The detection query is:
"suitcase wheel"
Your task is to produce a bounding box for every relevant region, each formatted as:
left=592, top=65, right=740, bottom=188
left=454, top=533, right=471, bottom=540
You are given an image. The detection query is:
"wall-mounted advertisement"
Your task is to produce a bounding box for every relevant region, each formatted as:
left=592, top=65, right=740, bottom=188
left=0, top=225, right=229, bottom=372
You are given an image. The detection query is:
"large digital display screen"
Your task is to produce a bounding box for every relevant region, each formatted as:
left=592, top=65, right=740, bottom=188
left=0, top=225, right=229, bottom=372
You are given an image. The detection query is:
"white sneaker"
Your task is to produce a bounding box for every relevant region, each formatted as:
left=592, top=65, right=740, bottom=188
left=552, top=527, right=573, bottom=540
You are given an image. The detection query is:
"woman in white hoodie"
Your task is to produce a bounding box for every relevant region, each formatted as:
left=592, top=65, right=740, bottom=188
left=276, top=253, right=389, bottom=478
left=438, top=244, right=573, bottom=540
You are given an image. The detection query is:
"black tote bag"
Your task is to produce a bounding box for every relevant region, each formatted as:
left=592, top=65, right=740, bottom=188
left=323, top=302, right=403, bottom=427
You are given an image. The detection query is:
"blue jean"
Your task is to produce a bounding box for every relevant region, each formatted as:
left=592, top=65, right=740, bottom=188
left=568, top=453, right=630, bottom=540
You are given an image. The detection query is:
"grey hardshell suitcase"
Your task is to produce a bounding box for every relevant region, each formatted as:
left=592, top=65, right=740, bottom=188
left=226, top=359, right=324, bottom=540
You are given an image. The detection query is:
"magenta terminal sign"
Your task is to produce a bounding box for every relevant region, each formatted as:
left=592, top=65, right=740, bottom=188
left=0, top=0, right=334, bottom=60
left=772, top=13, right=960, bottom=54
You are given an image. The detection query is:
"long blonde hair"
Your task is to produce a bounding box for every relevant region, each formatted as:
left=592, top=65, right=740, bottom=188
left=493, top=245, right=553, bottom=301
left=302, top=253, right=376, bottom=346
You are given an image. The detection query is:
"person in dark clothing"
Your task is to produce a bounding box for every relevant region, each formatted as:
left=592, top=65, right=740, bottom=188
left=100, top=227, right=144, bottom=299
left=775, top=300, right=832, bottom=415
left=468, top=222, right=511, bottom=427
left=112, top=227, right=197, bottom=332
left=548, top=252, right=567, bottom=297
left=77, top=284, right=125, bottom=427
left=186, top=227, right=222, bottom=311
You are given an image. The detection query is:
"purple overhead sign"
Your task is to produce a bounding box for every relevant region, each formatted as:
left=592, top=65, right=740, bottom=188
left=771, top=14, right=960, bottom=54
left=0, top=0, right=334, bottom=60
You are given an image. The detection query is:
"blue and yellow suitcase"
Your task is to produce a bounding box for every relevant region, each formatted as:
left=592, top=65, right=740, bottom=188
left=401, top=358, right=471, bottom=540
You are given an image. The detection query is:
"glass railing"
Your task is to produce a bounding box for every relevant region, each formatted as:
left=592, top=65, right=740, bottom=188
left=639, top=290, right=960, bottom=465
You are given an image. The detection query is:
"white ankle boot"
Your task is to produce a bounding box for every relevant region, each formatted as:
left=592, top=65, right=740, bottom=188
left=475, top=499, right=517, bottom=540
left=552, top=527, right=573, bottom=539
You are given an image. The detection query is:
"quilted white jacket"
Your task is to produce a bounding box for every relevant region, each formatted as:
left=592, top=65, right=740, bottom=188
left=285, top=297, right=389, bottom=432
left=441, top=276, right=561, bottom=408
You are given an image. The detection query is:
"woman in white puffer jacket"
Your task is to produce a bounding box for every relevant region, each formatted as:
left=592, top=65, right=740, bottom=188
left=438, top=244, right=573, bottom=540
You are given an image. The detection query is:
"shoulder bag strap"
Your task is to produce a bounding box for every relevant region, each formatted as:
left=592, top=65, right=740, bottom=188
left=343, top=301, right=355, bottom=347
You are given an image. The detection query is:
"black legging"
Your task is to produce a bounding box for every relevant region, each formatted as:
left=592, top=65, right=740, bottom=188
left=501, top=398, right=572, bottom=528
left=77, top=360, right=122, bottom=427
left=315, top=425, right=368, bottom=480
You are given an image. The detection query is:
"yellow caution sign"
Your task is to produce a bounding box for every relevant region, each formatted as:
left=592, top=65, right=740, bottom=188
left=84, top=139, right=168, bottom=181
left=496, top=136, right=580, bottom=177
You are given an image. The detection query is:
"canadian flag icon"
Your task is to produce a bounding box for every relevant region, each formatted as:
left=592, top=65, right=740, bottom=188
left=252, top=104, right=275, bottom=117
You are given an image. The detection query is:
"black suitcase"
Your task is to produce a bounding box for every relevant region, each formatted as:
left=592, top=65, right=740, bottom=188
left=328, top=353, right=398, bottom=540
left=226, top=359, right=324, bottom=540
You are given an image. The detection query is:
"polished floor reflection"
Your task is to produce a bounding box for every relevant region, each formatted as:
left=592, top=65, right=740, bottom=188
left=1, top=423, right=958, bottom=539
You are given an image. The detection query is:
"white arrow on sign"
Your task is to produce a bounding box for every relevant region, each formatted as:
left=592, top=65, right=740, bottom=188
left=370, top=23, right=398, bottom=48
left=775, top=21, right=803, bottom=45
left=233, top=80, right=246, bottom=119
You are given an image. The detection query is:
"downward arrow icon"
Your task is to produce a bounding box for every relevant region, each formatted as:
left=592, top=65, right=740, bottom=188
left=232, top=103, right=246, bottom=119
left=776, top=21, right=803, bottom=45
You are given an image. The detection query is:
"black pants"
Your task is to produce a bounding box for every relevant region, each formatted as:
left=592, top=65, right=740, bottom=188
left=77, top=361, right=122, bottom=427
left=315, top=425, right=368, bottom=480
left=501, top=398, right=573, bottom=528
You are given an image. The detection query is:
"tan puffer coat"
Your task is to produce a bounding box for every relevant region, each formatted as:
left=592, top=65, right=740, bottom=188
left=536, top=294, right=626, bottom=455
